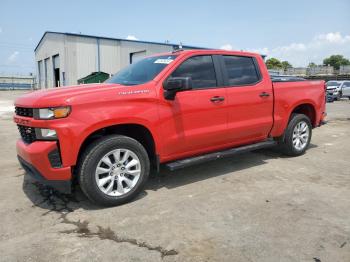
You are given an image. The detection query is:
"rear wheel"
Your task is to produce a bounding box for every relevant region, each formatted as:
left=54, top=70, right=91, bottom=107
left=78, top=135, right=150, bottom=206
left=278, top=113, right=312, bottom=156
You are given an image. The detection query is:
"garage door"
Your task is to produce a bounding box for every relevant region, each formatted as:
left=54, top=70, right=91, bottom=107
left=130, top=51, right=146, bottom=64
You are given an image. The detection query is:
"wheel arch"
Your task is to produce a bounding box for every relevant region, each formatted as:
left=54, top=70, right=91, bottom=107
left=289, top=102, right=317, bottom=127
left=75, top=123, right=158, bottom=171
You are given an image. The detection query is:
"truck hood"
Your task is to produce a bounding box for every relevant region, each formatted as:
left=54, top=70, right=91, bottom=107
left=14, top=83, right=148, bottom=108
left=326, top=85, right=340, bottom=90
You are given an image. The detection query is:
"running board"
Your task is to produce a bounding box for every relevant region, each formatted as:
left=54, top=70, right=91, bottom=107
left=165, top=140, right=277, bottom=171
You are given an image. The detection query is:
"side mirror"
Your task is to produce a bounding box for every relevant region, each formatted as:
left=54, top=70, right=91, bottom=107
left=163, top=77, right=192, bottom=100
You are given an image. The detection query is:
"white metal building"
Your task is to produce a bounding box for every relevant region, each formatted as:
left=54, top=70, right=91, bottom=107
left=35, top=31, right=202, bottom=88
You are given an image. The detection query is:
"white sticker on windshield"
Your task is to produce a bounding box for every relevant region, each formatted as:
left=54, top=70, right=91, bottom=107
left=154, top=59, right=174, bottom=64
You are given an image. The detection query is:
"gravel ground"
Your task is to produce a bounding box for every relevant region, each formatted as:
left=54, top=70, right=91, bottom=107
left=0, top=90, right=349, bottom=262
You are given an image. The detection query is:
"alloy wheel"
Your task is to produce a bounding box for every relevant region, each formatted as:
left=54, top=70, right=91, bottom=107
left=95, top=149, right=141, bottom=196
left=292, top=121, right=309, bottom=151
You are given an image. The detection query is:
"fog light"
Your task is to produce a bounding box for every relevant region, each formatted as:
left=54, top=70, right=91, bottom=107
left=35, top=128, right=57, bottom=140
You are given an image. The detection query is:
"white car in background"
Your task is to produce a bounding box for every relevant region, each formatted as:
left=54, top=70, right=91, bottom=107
left=326, top=81, right=343, bottom=100
left=341, top=81, right=350, bottom=99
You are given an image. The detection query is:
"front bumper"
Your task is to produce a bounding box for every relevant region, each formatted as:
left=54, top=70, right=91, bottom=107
left=18, top=156, right=71, bottom=194
left=327, top=90, right=339, bottom=97
left=16, top=139, right=72, bottom=193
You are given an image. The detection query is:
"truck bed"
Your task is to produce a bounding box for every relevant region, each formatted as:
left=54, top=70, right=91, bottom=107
left=270, top=80, right=326, bottom=137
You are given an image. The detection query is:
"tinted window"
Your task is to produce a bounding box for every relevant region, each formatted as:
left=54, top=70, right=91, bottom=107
left=223, top=56, right=260, bottom=86
left=106, top=55, right=177, bottom=86
left=171, top=55, right=217, bottom=89
left=327, top=81, right=341, bottom=87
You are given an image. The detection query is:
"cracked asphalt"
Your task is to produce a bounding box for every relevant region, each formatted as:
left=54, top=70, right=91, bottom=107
left=0, top=91, right=349, bottom=262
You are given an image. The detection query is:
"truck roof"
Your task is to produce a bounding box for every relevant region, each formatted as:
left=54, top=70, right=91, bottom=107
left=152, top=49, right=263, bottom=58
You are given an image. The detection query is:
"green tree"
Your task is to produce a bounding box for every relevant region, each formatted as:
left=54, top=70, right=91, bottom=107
left=281, top=61, right=292, bottom=70
left=323, top=55, right=350, bottom=70
left=308, top=62, right=317, bottom=68
left=266, top=58, right=282, bottom=69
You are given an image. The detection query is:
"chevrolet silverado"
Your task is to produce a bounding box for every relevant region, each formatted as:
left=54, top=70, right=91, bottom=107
left=14, top=49, right=326, bottom=206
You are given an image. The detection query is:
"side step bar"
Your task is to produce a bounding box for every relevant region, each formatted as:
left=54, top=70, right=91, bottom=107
left=165, top=140, right=277, bottom=171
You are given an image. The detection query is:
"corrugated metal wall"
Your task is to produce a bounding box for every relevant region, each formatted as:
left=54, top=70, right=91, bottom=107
left=35, top=33, right=65, bottom=88
left=35, top=33, right=182, bottom=88
left=99, top=39, right=120, bottom=76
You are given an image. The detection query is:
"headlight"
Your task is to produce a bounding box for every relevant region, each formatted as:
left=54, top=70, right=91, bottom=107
left=34, top=106, right=71, bottom=119
left=35, top=128, right=57, bottom=140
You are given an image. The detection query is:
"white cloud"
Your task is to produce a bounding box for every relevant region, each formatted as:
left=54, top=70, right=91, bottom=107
left=0, top=27, right=2, bottom=33
left=244, top=32, right=350, bottom=67
left=314, top=32, right=350, bottom=44
left=248, top=47, right=269, bottom=55
left=220, top=44, right=234, bottom=50
left=8, top=51, right=19, bottom=62
left=126, top=35, right=138, bottom=41
left=276, top=43, right=306, bottom=52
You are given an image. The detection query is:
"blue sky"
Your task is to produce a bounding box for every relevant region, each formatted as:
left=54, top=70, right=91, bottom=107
left=1, top=0, right=350, bottom=74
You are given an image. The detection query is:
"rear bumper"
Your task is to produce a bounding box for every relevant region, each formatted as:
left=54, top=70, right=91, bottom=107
left=319, top=112, right=327, bottom=126
left=18, top=156, right=71, bottom=194
left=16, top=139, right=72, bottom=193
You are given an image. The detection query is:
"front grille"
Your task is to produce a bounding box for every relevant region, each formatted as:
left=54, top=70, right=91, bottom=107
left=17, top=125, right=36, bottom=144
left=15, top=107, right=33, bottom=117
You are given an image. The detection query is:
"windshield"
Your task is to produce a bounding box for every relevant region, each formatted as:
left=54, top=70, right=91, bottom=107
left=327, top=81, right=341, bottom=87
left=106, top=55, right=177, bottom=86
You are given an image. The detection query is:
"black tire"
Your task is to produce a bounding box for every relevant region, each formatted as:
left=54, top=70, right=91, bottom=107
left=77, top=135, right=150, bottom=206
left=278, top=113, right=312, bottom=156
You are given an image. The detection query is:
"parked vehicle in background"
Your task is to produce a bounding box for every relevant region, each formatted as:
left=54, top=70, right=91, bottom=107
left=341, top=81, right=350, bottom=99
left=326, top=81, right=343, bottom=100
left=14, top=49, right=326, bottom=206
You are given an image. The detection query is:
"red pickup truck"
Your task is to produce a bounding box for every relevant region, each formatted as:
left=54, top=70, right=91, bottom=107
left=14, top=50, right=326, bottom=206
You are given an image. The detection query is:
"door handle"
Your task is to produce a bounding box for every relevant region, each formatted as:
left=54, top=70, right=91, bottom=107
left=259, top=92, right=270, bottom=97
left=210, top=96, right=225, bottom=102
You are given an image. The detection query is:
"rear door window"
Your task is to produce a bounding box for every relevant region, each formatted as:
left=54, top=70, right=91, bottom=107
left=171, top=55, right=217, bottom=89
left=223, top=56, right=260, bottom=86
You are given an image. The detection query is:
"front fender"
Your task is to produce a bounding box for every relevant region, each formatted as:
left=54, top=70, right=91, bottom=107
left=57, top=95, right=160, bottom=167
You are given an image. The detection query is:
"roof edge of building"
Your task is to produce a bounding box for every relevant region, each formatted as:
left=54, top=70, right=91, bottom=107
left=34, top=31, right=206, bottom=52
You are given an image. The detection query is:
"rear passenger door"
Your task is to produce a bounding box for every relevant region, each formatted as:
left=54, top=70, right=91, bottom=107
left=222, top=55, right=274, bottom=144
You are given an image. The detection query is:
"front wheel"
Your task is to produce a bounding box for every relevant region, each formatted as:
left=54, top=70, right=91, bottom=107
left=278, top=113, right=312, bottom=156
left=78, top=135, right=150, bottom=206
left=337, top=92, right=341, bottom=100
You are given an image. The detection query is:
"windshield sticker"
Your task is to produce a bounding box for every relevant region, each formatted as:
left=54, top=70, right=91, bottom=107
left=154, top=59, right=174, bottom=64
